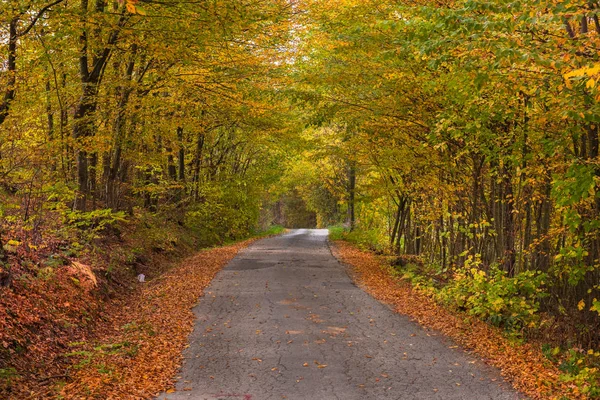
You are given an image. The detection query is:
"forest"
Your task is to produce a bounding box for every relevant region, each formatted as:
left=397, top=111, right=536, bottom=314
left=2, top=0, right=600, bottom=398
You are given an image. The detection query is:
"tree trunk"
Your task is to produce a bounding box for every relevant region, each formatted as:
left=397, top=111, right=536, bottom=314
left=347, top=161, right=356, bottom=231
left=72, top=0, right=128, bottom=210
left=390, top=198, right=403, bottom=248
left=177, top=127, right=185, bottom=181
left=193, top=132, right=205, bottom=201
left=72, top=83, right=97, bottom=211
left=107, top=44, right=137, bottom=208
left=0, top=18, right=18, bottom=127
left=502, top=164, right=516, bottom=277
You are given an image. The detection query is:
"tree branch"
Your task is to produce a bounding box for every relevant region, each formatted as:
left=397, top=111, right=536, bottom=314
left=17, top=0, right=67, bottom=37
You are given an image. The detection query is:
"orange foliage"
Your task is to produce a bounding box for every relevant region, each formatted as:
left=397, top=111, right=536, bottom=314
left=57, top=240, right=255, bottom=399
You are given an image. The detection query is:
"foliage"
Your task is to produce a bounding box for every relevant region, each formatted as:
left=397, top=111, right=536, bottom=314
left=5, top=0, right=600, bottom=396
left=291, top=0, right=600, bottom=353
left=185, top=182, right=263, bottom=245
left=438, top=267, right=548, bottom=331
left=63, top=209, right=127, bottom=239
left=328, top=225, right=347, bottom=241
left=0, top=2, right=295, bottom=393
left=333, top=240, right=584, bottom=399
left=253, top=225, right=286, bottom=238
left=557, top=349, right=600, bottom=397
left=345, top=228, right=389, bottom=254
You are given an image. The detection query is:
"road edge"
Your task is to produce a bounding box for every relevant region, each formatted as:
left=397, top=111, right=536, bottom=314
left=328, top=239, right=582, bottom=400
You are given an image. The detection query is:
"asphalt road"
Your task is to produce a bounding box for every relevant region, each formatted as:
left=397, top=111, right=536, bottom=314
left=158, top=229, right=523, bottom=400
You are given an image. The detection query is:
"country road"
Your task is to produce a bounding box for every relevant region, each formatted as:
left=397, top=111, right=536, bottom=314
left=158, top=229, right=523, bottom=400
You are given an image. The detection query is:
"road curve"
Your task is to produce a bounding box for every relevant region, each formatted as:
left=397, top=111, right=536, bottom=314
left=158, top=229, right=523, bottom=400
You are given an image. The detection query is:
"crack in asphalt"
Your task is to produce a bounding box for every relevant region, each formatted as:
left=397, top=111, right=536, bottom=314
left=157, top=229, right=524, bottom=400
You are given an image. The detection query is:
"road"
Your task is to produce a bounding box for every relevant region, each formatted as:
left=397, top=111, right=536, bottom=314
left=158, top=229, right=523, bottom=400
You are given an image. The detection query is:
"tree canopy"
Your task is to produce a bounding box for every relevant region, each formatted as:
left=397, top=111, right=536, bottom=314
left=3, top=0, right=600, bottom=395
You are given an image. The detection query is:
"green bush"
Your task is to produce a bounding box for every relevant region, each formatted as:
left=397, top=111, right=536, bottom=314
left=328, top=225, right=389, bottom=253
left=328, top=225, right=347, bottom=240
left=63, top=209, right=127, bottom=240
left=254, top=225, right=285, bottom=237
left=438, top=265, right=548, bottom=331
left=557, top=348, right=600, bottom=397
left=185, top=183, right=261, bottom=245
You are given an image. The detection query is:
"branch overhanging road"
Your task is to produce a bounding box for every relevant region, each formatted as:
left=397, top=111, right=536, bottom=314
left=158, top=229, right=523, bottom=400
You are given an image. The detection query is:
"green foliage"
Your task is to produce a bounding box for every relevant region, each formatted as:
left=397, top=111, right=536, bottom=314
left=36, top=267, right=56, bottom=281
left=0, top=368, right=19, bottom=387
left=394, top=264, right=438, bottom=298
left=553, top=163, right=597, bottom=209
left=542, top=343, right=562, bottom=363
left=438, top=266, right=548, bottom=331
left=64, top=350, right=94, bottom=369
left=328, top=224, right=392, bottom=254
left=344, top=228, right=389, bottom=254
left=130, top=215, right=182, bottom=254
left=63, top=209, right=127, bottom=240
left=328, top=225, right=347, bottom=241
left=557, top=349, right=600, bottom=397
left=43, top=254, right=70, bottom=268
left=64, top=341, right=139, bottom=372
left=253, top=225, right=285, bottom=238
left=185, top=183, right=262, bottom=245
left=328, top=225, right=385, bottom=250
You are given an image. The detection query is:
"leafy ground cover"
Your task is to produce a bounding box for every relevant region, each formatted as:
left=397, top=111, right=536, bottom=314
left=58, top=239, right=254, bottom=399
left=0, top=209, right=283, bottom=399
left=331, top=239, right=591, bottom=400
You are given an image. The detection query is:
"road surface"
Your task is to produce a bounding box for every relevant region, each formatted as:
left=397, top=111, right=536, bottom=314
left=158, top=229, right=522, bottom=400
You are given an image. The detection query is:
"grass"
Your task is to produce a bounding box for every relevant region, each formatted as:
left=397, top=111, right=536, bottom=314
left=221, top=225, right=286, bottom=246
left=254, top=225, right=286, bottom=238
left=328, top=225, right=347, bottom=240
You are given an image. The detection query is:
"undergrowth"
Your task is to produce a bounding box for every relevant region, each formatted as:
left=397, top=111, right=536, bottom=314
left=0, top=201, right=283, bottom=397
left=328, top=225, right=600, bottom=398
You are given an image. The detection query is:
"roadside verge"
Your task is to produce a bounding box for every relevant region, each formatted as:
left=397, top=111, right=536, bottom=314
left=58, top=239, right=254, bottom=399
left=330, top=240, right=583, bottom=400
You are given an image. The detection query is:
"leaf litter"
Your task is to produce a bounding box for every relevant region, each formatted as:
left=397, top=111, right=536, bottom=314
left=57, top=239, right=255, bottom=399
left=331, top=240, right=584, bottom=400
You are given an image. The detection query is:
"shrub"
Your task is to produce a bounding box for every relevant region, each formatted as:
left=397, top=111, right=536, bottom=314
left=557, top=348, right=600, bottom=397
left=63, top=209, right=127, bottom=240
left=328, top=225, right=347, bottom=240
left=438, top=265, right=548, bottom=331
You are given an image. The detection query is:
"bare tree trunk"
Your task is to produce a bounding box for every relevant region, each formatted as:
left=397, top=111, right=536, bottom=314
left=177, top=127, right=185, bottom=181
left=347, top=161, right=356, bottom=231
left=72, top=83, right=97, bottom=211
left=193, top=132, right=205, bottom=201
left=72, top=0, right=128, bottom=210
left=107, top=44, right=137, bottom=208
left=0, top=18, right=18, bottom=126
left=390, top=198, right=402, bottom=248
left=502, top=164, right=516, bottom=277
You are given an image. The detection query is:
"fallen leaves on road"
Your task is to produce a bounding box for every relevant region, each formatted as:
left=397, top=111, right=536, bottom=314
left=332, top=240, right=584, bottom=400
left=59, top=239, right=254, bottom=399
